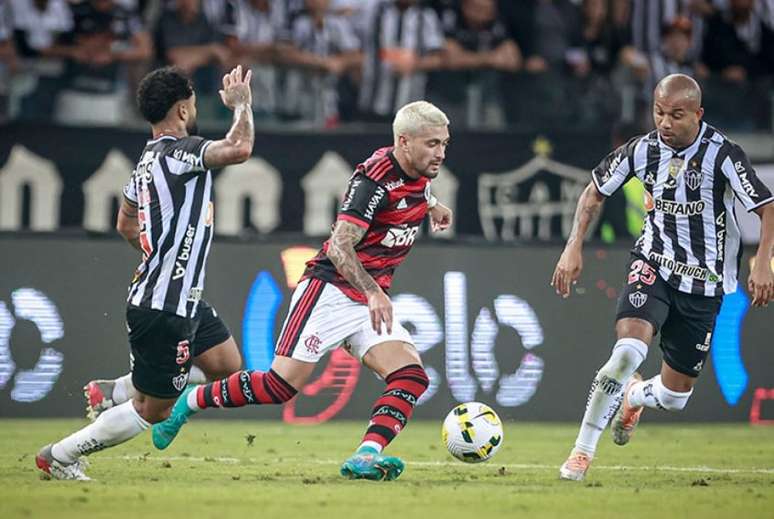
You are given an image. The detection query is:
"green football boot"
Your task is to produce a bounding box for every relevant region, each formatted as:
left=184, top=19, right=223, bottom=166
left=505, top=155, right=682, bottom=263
left=340, top=447, right=405, bottom=481
left=152, top=386, right=197, bottom=450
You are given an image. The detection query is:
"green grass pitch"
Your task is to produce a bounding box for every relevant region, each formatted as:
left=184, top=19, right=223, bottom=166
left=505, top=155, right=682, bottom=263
left=1, top=419, right=773, bottom=518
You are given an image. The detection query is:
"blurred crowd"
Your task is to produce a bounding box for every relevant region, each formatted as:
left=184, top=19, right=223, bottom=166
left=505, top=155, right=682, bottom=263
left=0, top=0, right=773, bottom=131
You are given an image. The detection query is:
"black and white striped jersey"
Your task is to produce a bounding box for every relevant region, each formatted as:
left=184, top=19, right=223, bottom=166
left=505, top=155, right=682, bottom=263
left=592, top=122, right=773, bottom=297
left=358, top=0, right=444, bottom=117
left=122, top=135, right=215, bottom=318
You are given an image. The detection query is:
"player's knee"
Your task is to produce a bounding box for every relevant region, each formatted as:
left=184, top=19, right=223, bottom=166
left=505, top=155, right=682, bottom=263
left=388, top=364, right=429, bottom=397
left=654, top=377, right=692, bottom=412
left=134, top=402, right=173, bottom=424
left=599, top=338, right=648, bottom=380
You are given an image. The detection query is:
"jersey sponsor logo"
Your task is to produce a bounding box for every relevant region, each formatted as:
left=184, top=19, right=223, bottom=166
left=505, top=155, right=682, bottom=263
left=172, top=148, right=198, bottom=166
left=716, top=211, right=726, bottom=259
left=187, top=287, right=202, bottom=303
left=380, top=225, right=419, bottom=247
left=651, top=198, right=705, bottom=216
left=341, top=176, right=362, bottom=212
left=696, top=331, right=712, bottom=352
left=172, top=225, right=197, bottom=281
left=384, top=179, right=405, bottom=191
left=628, top=291, right=648, bottom=308
left=601, top=153, right=623, bottom=182
left=647, top=251, right=721, bottom=282
left=135, top=151, right=157, bottom=183
left=239, top=371, right=255, bottom=403
left=684, top=168, right=702, bottom=190
left=364, top=186, right=386, bottom=220
left=734, top=161, right=758, bottom=197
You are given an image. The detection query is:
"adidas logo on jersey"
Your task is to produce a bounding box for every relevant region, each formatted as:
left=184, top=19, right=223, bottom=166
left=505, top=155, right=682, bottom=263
left=396, top=199, right=408, bottom=210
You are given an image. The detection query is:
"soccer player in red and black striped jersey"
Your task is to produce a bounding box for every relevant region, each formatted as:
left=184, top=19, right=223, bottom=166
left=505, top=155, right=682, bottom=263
left=152, top=100, right=453, bottom=481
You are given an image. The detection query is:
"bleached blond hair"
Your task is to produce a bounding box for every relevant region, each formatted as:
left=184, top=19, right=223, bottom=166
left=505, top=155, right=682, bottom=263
left=392, top=101, right=449, bottom=141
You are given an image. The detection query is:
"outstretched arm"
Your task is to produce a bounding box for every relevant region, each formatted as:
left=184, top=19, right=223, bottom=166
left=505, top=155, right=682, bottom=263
left=203, top=65, right=255, bottom=169
left=551, top=181, right=605, bottom=298
left=327, top=220, right=392, bottom=334
left=748, top=202, right=774, bottom=306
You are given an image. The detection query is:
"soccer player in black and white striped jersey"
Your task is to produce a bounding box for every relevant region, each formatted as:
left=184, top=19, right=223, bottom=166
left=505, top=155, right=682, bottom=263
left=35, top=66, right=255, bottom=480
left=551, top=74, right=774, bottom=481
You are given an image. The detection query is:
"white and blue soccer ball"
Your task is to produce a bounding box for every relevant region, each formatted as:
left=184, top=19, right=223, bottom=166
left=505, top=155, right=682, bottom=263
left=442, top=402, right=504, bottom=463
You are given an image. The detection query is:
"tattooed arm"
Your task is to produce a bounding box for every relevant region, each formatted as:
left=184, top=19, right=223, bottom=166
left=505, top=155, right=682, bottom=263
left=204, top=65, right=255, bottom=169
left=116, top=199, right=143, bottom=253
left=327, top=220, right=393, bottom=334
left=550, top=181, right=605, bottom=298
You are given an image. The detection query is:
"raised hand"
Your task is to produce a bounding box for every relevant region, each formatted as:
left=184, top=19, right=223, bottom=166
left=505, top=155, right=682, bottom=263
left=219, top=65, right=252, bottom=110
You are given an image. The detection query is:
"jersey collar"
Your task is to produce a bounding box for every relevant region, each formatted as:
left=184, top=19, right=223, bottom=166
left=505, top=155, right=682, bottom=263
left=388, top=150, right=423, bottom=182
left=657, top=121, right=707, bottom=157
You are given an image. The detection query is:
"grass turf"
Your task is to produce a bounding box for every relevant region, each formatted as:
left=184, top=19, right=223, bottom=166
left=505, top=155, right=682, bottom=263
left=1, top=419, right=773, bottom=518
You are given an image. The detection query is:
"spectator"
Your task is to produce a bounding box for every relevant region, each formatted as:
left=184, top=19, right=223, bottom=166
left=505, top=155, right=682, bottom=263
left=647, top=16, right=706, bottom=94
left=155, top=0, right=231, bottom=80
left=630, top=0, right=714, bottom=62
left=429, top=0, right=520, bottom=127
left=529, top=0, right=588, bottom=77
left=226, top=0, right=283, bottom=117
left=442, top=0, right=521, bottom=73
left=357, top=0, right=445, bottom=121
left=9, top=0, right=74, bottom=120
left=702, top=0, right=774, bottom=82
left=278, top=0, right=362, bottom=127
left=60, top=0, right=152, bottom=94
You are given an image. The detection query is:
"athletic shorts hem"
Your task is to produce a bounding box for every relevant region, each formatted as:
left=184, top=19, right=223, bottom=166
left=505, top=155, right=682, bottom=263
left=662, top=355, right=700, bottom=378
left=615, top=311, right=662, bottom=334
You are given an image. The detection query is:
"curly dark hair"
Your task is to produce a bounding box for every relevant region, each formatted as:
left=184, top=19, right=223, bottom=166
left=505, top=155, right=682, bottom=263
left=136, top=67, right=194, bottom=124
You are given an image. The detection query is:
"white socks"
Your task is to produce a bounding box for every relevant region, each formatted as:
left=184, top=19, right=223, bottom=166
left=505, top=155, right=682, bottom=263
left=112, top=374, right=135, bottom=404
left=628, top=375, right=693, bottom=411
left=52, top=401, right=150, bottom=464
left=574, top=338, right=648, bottom=456
left=112, top=365, right=207, bottom=405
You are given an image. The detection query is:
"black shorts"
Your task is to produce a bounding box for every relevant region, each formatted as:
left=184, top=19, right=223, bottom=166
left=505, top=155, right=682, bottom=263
left=616, top=254, right=723, bottom=378
left=127, top=300, right=231, bottom=399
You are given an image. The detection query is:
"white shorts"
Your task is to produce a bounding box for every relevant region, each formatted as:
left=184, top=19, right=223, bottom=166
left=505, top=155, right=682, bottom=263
left=274, top=278, right=413, bottom=363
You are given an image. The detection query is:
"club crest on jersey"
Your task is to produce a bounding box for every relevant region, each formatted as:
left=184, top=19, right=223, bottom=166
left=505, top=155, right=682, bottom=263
left=304, top=334, right=322, bottom=355
left=685, top=169, right=702, bottom=191
left=172, top=372, right=189, bottom=391
left=629, top=291, right=648, bottom=308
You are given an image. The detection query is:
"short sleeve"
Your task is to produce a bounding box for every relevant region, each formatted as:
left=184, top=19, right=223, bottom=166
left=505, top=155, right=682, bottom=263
left=173, top=136, right=213, bottom=172
left=337, top=172, right=389, bottom=229
left=591, top=138, right=637, bottom=197
left=720, top=143, right=774, bottom=212
left=123, top=175, right=138, bottom=206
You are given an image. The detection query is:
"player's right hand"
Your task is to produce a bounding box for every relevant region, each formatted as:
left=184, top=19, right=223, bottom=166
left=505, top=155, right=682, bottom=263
left=219, top=65, right=252, bottom=110
left=748, top=257, right=773, bottom=307
left=367, top=289, right=393, bottom=335
left=551, top=246, right=583, bottom=298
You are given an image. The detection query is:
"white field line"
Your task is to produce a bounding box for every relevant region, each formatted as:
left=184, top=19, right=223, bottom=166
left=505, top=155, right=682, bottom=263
left=106, top=455, right=774, bottom=475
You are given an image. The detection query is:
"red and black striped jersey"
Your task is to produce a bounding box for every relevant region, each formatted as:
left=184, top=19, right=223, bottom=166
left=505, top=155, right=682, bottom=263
left=303, top=146, right=431, bottom=303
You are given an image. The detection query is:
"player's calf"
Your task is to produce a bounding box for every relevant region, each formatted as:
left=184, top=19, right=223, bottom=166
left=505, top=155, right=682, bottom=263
left=627, top=374, right=693, bottom=412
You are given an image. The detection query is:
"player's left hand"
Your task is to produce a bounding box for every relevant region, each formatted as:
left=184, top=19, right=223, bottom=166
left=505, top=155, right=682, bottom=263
left=429, top=203, right=453, bottom=232
left=748, top=258, right=774, bottom=307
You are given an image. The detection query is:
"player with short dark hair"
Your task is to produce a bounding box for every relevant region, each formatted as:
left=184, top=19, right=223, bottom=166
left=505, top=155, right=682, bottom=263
left=35, top=65, right=254, bottom=480
left=151, top=100, right=454, bottom=482
left=552, top=73, right=774, bottom=481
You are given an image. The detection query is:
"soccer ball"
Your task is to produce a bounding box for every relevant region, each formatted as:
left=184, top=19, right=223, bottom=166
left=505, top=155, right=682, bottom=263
left=442, top=402, right=503, bottom=463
